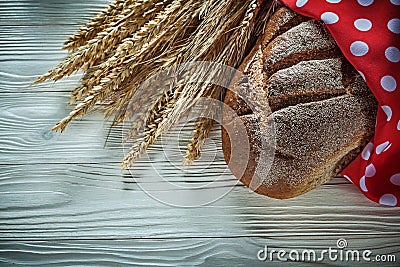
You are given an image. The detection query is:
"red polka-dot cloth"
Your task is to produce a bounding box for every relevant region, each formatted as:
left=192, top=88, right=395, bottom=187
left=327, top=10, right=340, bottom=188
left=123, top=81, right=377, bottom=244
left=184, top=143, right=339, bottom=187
left=278, top=0, right=400, bottom=206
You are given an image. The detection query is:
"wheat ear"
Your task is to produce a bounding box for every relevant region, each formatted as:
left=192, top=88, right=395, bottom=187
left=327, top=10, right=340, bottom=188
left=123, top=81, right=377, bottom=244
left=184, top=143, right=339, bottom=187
left=63, top=0, right=138, bottom=51
left=34, top=0, right=274, bottom=168
left=34, top=0, right=170, bottom=84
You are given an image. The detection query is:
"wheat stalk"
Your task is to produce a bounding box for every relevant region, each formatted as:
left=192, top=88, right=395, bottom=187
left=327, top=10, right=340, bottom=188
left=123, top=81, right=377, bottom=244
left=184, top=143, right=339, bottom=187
left=184, top=117, right=215, bottom=163
left=63, top=0, right=138, bottom=51
left=34, top=0, right=170, bottom=84
left=51, top=1, right=184, bottom=131
left=122, top=89, right=177, bottom=168
left=35, top=0, right=274, bottom=168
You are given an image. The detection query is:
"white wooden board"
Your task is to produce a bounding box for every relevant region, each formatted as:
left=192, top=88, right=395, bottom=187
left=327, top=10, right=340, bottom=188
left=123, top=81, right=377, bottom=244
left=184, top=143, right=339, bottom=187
left=0, top=1, right=399, bottom=266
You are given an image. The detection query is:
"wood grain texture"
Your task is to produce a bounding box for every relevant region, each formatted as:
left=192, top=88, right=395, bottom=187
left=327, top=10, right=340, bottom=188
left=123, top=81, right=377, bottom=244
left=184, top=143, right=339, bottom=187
left=0, top=1, right=399, bottom=266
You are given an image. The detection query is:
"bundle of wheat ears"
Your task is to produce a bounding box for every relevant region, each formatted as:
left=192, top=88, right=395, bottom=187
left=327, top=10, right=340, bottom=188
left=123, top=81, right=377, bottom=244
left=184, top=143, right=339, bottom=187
left=35, top=0, right=275, bottom=168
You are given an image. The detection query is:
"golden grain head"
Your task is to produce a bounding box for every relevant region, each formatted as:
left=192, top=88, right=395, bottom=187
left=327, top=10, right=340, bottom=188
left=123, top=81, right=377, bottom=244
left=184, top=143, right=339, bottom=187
left=35, top=0, right=275, bottom=168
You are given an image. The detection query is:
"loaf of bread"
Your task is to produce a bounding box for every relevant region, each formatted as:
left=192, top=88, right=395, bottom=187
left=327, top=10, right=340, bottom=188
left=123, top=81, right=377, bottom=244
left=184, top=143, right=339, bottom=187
left=221, top=7, right=377, bottom=199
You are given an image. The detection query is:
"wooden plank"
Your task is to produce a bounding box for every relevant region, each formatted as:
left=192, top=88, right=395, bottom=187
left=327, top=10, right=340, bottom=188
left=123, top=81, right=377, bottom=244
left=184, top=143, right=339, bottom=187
left=0, top=92, right=121, bottom=163
left=0, top=25, right=93, bottom=92
left=1, top=163, right=399, bottom=240
left=0, top=0, right=110, bottom=92
left=0, top=0, right=109, bottom=26
left=0, top=237, right=398, bottom=266
left=0, top=24, right=83, bottom=74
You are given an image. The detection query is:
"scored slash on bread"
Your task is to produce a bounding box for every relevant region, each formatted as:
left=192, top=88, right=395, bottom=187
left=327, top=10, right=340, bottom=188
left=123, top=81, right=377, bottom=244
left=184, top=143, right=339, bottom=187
left=221, top=7, right=377, bottom=199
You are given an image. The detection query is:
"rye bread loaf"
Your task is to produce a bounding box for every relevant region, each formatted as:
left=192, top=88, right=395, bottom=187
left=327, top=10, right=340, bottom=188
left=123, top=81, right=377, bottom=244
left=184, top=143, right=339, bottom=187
left=221, top=7, right=377, bottom=199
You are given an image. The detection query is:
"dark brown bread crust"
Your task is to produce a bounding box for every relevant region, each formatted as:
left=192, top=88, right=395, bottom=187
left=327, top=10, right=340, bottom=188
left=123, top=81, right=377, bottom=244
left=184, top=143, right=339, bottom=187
left=221, top=8, right=377, bottom=199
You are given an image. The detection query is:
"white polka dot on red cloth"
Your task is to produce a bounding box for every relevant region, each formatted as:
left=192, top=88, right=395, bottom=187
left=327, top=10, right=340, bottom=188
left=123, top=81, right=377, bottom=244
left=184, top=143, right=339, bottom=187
left=361, top=142, right=374, bottom=160
left=376, top=141, right=391, bottom=155
left=350, top=41, right=369, bottom=56
left=296, top=0, right=308, bottom=7
left=321, top=12, right=339, bottom=24
left=358, top=70, right=366, bottom=81
left=359, top=176, right=368, bottom=192
left=397, top=121, right=400, bottom=131
left=357, top=0, right=374, bottom=6
left=365, top=163, right=376, bottom=177
left=379, top=194, right=398, bottom=206
left=390, top=0, right=400, bottom=5
left=385, top=46, right=400, bottom=63
left=343, top=175, right=352, bottom=182
left=390, top=173, right=400, bottom=186
left=326, top=0, right=341, bottom=3
left=388, top=18, right=400, bottom=34
left=381, top=75, right=397, bottom=92
left=381, top=105, right=393, bottom=121
left=354, top=18, right=372, bottom=31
